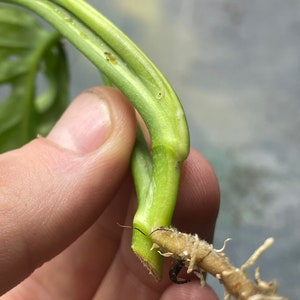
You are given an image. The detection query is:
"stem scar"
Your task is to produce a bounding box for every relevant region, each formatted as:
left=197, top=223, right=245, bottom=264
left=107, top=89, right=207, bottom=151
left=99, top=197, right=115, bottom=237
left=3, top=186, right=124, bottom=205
left=104, top=51, right=117, bottom=64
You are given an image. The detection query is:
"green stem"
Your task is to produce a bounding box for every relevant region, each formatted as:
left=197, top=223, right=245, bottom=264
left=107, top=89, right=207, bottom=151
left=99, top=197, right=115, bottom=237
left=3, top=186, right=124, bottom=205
left=2, top=0, right=190, bottom=279
left=54, top=0, right=189, bottom=156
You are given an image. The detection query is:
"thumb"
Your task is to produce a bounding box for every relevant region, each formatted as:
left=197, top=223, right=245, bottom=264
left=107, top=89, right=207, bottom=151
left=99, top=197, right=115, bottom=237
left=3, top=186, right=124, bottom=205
left=0, top=87, right=136, bottom=294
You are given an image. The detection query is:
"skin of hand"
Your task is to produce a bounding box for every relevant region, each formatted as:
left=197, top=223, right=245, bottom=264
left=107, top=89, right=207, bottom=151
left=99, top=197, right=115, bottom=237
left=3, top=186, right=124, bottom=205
left=0, top=87, right=220, bottom=300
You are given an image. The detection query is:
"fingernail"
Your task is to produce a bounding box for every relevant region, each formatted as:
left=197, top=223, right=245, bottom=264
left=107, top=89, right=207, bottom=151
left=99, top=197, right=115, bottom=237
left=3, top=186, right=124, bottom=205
left=47, top=92, right=112, bottom=153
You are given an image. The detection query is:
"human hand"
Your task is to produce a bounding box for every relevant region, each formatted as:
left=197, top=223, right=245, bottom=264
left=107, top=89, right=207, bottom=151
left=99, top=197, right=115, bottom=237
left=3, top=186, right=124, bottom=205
left=0, top=87, right=220, bottom=299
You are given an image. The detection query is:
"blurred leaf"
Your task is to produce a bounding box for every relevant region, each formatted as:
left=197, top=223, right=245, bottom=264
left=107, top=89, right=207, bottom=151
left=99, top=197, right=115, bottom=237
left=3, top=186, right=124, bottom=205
left=0, top=4, right=69, bottom=153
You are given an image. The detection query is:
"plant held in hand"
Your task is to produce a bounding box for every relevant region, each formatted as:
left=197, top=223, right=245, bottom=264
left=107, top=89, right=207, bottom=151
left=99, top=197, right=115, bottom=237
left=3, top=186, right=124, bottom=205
left=0, top=0, right=189, bottom=279
left=0, top=1, right=288, bottom=299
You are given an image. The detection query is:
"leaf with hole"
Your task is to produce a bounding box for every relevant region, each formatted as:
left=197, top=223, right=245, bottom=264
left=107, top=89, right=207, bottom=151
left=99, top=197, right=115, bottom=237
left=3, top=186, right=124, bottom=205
left=0, top=5, right=69, bottom=153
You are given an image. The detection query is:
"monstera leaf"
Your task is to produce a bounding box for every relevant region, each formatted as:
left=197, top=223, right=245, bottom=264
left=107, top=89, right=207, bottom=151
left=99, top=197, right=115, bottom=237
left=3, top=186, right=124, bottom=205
left=0, top=4, right=68, bottom=153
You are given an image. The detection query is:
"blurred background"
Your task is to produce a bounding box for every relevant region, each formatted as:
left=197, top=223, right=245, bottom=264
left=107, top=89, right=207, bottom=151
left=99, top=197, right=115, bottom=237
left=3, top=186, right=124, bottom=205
left=67, top=1, right=299, bottom=298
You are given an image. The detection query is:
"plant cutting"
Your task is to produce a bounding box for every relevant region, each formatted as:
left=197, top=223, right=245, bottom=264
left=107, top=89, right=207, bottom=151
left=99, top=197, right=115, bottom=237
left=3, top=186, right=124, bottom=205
left=0, top=1, right=287, bottom=299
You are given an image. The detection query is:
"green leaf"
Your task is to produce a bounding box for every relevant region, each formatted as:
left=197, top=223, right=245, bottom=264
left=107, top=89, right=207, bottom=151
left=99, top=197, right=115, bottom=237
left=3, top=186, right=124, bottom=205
left=0, top=4, right=69, bottom=153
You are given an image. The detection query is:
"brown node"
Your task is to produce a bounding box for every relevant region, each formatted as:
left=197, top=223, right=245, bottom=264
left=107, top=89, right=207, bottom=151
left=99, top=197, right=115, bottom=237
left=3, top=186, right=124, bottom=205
left=169, top=259, right=190, bottom=284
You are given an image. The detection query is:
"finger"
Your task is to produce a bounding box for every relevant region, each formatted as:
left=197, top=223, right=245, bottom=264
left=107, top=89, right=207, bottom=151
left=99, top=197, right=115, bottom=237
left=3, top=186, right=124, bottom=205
left=18, top=176, right=136, bottom=300
left=0, top=87, right=136, bottom=295
left=160, top=281, right=219, bottom=300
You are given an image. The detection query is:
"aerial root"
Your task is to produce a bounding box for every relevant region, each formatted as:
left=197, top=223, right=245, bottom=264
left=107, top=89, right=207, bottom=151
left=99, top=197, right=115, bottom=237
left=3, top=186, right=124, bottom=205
left=215, top=238, right=232, bottom=253
left=241, top=237, right=274, bottom=272
left=150, top=227, right=288, bottom=300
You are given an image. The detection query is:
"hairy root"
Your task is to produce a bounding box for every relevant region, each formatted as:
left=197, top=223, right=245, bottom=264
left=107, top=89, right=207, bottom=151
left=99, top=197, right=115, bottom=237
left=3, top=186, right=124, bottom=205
left=150, top=227, right=287, bottom=300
